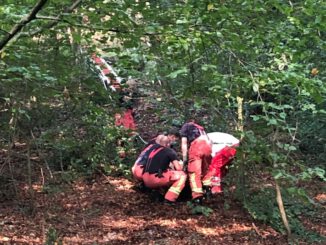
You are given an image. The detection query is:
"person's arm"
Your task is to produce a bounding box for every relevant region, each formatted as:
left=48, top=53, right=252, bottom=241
left=181, top=137, right=188, bottom=162
left=172, top=160, right=183, bottom=171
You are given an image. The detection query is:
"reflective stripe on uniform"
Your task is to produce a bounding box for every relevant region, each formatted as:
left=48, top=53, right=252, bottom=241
left=189, top=173, right=203, bottom=193
left=202, top=179, right=211, bottom=185
left=168, top=175, right=187, bottom=195
left=169, top=187, right=181, bottom=195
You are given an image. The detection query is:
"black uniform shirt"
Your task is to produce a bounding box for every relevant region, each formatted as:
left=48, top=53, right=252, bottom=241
left=136, top=143, right=162, bottom=166
left=144, top=147, right=178, bottom=174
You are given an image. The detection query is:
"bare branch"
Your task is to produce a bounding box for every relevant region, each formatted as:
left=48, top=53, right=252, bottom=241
left=0, top=0, right=49, bottom=52
left=24, top=0, right=83, bottom=37
left=35, top=16, right=159, bottom=36
left=35, top=15, right=61, bottom=21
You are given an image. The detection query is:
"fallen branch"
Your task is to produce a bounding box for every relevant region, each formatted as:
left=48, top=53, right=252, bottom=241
left=275, top=180, right=292, bottom=241
left=0, top=0, right=49, bottom=52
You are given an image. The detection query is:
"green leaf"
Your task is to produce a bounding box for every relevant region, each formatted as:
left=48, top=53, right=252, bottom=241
left=167, top=68, right=188, bottom=79
left=267, top=118, right=277, bottom=125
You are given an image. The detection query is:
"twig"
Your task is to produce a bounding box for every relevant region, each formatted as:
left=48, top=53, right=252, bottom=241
left=40, top=167, right=45, bottom=186
left=252, top=222, right=264, bottom=238
left=0, top=29, right=10, bottom=35
left=31, top=130, right=53, bottom=178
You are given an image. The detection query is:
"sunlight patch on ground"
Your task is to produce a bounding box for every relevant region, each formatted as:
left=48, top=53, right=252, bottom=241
left=1, top=235, right=42, bottom=244
left=63, top=232, right=127, bottom=244
left=315, top=193, right=326, bottom=204
left=195, top=223, right=252, bottom=236
left=97, top=214, right=147, bottom=230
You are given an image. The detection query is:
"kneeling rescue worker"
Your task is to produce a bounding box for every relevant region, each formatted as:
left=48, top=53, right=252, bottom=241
left=142, top=136, right=187, bottom=204
left=180, top=120, right=212, bottom=204
left=132, top=135, right=170, bottom=182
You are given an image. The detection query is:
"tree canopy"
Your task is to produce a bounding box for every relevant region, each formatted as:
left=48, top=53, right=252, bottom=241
left=0, top=0, right=325, bottom=243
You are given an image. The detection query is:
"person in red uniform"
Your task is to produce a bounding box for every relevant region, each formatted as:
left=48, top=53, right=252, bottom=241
left=132, top=143, right=162, bottom=181
left=142, top=136, right=187, bottom=203
left=180, top=121, right=212, bottom=203
left=202, top=146, right=237, bottom=195
left=132, top=136, right=168, bottom=181
left=202, top=132, right=239, bottom=195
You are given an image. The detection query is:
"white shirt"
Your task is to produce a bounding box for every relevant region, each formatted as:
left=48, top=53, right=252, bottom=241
left=207, top=132, right=240, bottom=156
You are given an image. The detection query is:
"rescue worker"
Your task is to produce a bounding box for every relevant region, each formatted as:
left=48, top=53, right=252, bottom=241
left=180, top=121, right=212, bottom=204
left=202, top=146, right=237, bottom=194
left=131, top=136, right=168, bottom=181
left=202, top=132, right=239, bottom=195
left=142, top=136, right=187, bottom=204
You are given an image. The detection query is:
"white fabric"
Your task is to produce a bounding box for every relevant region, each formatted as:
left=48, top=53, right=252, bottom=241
left=207, top=132, right=240, bottom=156
left=92, top=56, right=122, bottom=92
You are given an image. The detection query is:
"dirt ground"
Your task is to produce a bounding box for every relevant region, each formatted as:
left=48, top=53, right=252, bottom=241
left=0, top=175, right=289, bottom=245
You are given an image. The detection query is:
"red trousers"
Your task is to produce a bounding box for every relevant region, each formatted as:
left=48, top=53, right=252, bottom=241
left=132, top=163, right=144, bottom=181
left=115, top=109, right=136, bottom=130
left=187, top=137, right=212, bottom=199
left=202, top=146, right=237, bottom=194
left=143, top=170, right=187, bottom=202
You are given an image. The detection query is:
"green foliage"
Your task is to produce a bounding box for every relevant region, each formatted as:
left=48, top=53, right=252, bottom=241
left=244, top=187, right=325, bottom=243
left=187, top=202, right=213, bottom=217
left=45, top=227, right=62, bottom=245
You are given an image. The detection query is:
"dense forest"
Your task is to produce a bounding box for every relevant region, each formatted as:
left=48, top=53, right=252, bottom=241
left=0, top=1, right=325, bottom=244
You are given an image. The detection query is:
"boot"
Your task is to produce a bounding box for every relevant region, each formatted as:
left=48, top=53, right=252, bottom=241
left=163, top=199, right=176, bottom=206
left=203, top=186, right=212, bottom=200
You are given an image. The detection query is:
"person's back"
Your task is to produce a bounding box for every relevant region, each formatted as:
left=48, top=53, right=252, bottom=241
left=144, top=147, right=178, bottom=174
left=142, top=136, right=187, bottom=203
left=131, top=136, right=170, bottom=181
left=135, top=143, right=162, bottom=167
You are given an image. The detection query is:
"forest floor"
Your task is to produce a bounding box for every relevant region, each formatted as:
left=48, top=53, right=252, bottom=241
left=0, top=174, right=288, bottom=245
left=0, top=83, right=325, bottom=244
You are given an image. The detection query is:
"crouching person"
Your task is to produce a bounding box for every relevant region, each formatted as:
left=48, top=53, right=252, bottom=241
left=132, top=135, right=171, bottom=181
left=132, top=143, right=161, bottom=181
left=202, top=132, right=239, bottom=195
left=202, top=146, right=237, bottom=194
left=142, top=136, right=187, bottom=204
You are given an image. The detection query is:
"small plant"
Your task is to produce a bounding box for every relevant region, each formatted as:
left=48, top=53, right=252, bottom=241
left=45, top=227, right=62, bottom=245
left=187, top=201, right=213, bottom=217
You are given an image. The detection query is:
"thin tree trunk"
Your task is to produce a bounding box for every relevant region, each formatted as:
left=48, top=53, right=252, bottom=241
left=236, top=94, right=246, bottom=200
left=275, top=180, right=292, bottom=240
left=27, top=139, right=34, bottom=198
